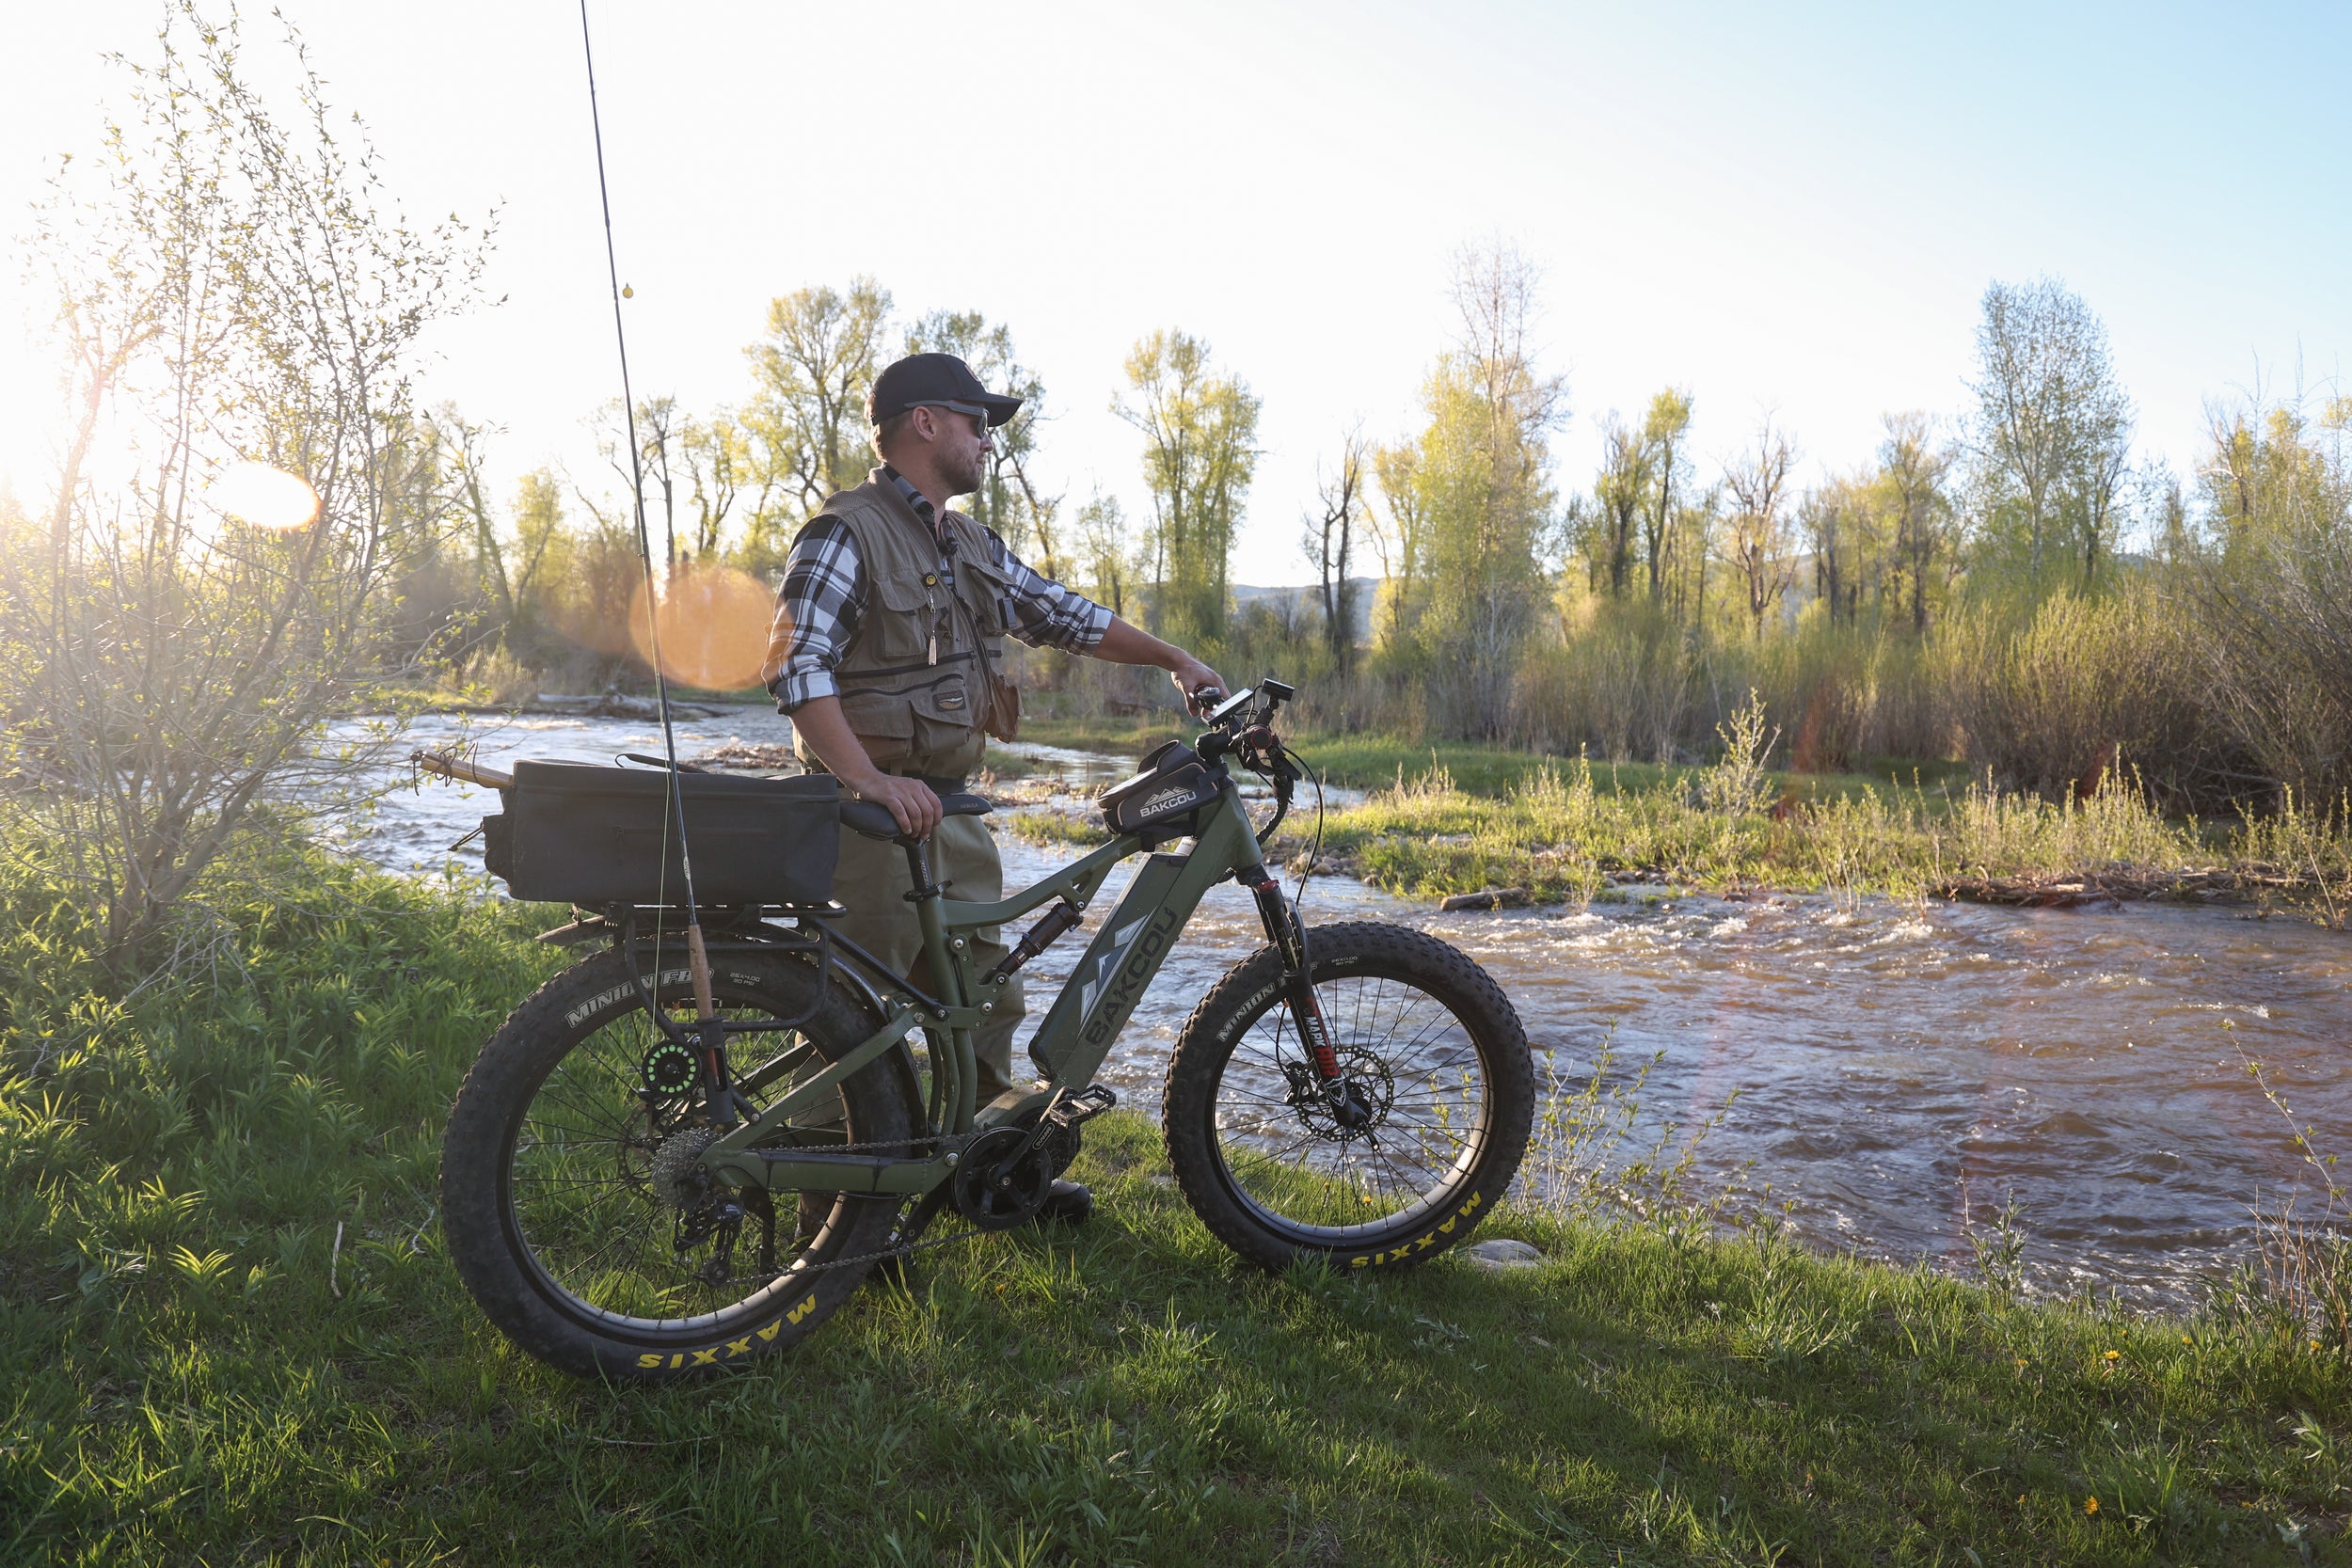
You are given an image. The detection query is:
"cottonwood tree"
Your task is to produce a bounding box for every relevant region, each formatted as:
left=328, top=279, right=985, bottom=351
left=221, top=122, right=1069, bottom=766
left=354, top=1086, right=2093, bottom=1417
left=1967, top=277, right=2134, bottom=587
left=1590, top=414, right=1648, bottom=597
left=1723, top=418, right=1800, bottom=638
left=1301, top=425, right=1368, bottom=674
left=0, top=7, right=485, bottom=971
left=904, top=309, right=1061, bottom=577
left=680, top=410, right=757, bottom=562
left=744, top=277, right=892, bottom=521
left=1114, top=330, right=1261, bottom=646
left=1367, top=439, right=1428, bottom=651
left=1072, top=491, right=1134, bottom=620
left=1390, top=243, right=1565, bottom=734
left=1880, top=412, right=1953, bottom=631
left=1638, top=388, right=1694, bottom=606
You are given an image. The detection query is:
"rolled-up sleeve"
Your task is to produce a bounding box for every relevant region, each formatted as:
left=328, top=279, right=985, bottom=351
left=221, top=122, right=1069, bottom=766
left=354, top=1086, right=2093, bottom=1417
left=761, top=515, right=864, bottom=712
left=986, top=529, right=1112, bottom=654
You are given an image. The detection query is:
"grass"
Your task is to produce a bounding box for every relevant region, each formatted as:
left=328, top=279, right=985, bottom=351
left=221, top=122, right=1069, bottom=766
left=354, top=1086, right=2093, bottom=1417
left=1289, top=754, right=2352, bottom=919
left=1003, top=724, right=2352, bottom=922
left=1012, top=712, right=1969, bottom=799
left=4, top=827, right=2350, bottom=1562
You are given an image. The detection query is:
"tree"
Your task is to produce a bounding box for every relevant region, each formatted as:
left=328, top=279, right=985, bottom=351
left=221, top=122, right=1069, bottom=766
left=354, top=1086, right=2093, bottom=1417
left=1072, top=491, right=1133, bottom=620
left=744, top=277, right=892, bottom=520
left=680, top=410, right=755, bottom=562
left=1967, top=277, right=2134, bottom=587
left=904, top=309, right=1061, bottom=577
left=1367, top=439, right=1428, bottom=650
left=1302, top=426, right=1368, bottom=673
left=1723, top=418, right=1799, bottom=638
left=1590, top=414, right=1648, bottom=597
left=1637, top=388, right=1694, bottom=606
left=1391, top=243, right=1565, bottom=734
left=1880, top=411, right=1953, bottom=631
left=0, top=6, right=484, bottom=970
left=1114, top=330, right=1261, bottom=645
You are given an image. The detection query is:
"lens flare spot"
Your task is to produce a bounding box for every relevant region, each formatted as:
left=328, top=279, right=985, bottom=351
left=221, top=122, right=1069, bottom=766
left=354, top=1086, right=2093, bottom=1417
left=628, top=565, right=774, bottom=691
left=209, top=461, right=320, bottom=531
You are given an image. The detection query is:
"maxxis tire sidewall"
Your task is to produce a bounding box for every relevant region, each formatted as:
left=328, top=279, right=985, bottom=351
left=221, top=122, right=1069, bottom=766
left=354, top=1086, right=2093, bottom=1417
left=1161, top=920, right=1534, bottom=1275
left=439, top=949, right=914, bottom=1381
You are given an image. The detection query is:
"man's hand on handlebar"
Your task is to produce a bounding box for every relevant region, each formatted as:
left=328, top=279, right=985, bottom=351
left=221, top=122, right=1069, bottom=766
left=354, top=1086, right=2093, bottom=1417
left=853, top=772, right=944, bottom=839
left=1168, top=653, right=1225, bottom=717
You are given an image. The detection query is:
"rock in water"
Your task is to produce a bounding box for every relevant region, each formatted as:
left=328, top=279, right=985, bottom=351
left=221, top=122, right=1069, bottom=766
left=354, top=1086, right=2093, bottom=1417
left=1459, top=1238, right=1543, bottom=1272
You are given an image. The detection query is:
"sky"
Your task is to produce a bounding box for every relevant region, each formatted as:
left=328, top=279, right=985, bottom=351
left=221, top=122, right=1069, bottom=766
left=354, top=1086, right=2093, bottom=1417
left=5, top=1, right=2348, bottom=585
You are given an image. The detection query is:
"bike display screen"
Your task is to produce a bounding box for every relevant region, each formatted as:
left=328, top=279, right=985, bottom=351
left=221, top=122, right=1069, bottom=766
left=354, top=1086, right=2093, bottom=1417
left=1205, top=687, right=1254, bottom=723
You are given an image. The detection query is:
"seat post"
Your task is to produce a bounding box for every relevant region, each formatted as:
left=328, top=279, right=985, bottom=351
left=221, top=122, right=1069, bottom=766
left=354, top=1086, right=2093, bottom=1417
left=900, top=837, right=940, bottom=900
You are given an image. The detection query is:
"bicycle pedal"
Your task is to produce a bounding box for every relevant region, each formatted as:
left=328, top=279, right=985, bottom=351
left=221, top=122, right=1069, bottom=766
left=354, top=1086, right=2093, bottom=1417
left=1046, top=1084, right=1118, bottom=1130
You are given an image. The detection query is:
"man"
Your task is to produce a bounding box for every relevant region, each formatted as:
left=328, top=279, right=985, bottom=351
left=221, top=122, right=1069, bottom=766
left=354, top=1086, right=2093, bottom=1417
left=761, top=352, right=1222, bottom=1222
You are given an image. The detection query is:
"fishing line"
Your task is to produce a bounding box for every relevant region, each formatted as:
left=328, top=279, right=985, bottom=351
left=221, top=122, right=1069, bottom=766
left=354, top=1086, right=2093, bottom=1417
left=579, top=0, right=713, bottom=1018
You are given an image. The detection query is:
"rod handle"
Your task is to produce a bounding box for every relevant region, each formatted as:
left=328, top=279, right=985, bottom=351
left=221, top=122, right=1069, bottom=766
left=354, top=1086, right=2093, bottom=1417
left=412, top=750, right=513, bottom=790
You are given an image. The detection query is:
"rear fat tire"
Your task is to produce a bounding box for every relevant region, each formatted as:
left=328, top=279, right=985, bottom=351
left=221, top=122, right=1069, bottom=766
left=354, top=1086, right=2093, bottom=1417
left=440, top=950, right=919, bottom=1380
left=1162, top=920, right=1533, bottom=1273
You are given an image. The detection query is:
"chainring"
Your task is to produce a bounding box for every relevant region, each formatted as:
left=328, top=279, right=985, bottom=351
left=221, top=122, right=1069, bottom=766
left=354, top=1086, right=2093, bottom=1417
left=949, top=1125, right=1058, bottom=1231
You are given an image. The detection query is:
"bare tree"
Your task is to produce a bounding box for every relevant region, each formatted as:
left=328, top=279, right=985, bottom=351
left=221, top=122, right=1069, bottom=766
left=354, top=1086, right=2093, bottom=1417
left=1723, top=419, right=1800, bottom=638
left=1302, top=425, right=1367, bottom=674
left=1, top=7, right=485, bottom=972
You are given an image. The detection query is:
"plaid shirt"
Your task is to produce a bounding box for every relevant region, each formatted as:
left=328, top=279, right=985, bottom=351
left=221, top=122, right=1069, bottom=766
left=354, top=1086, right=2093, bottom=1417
left=765, top=467, right=1111, bottom=712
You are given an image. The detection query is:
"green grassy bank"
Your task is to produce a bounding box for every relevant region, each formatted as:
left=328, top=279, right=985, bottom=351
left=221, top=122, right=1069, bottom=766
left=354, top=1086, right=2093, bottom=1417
left=1007, top=732, right=2352, bottom=922
left=4, top=842, right=2349, bottom=1564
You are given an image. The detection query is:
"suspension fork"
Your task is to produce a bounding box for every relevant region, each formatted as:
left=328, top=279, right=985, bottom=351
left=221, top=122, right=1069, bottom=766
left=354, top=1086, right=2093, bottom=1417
left=1235, top=863, right=1343, bottom=1084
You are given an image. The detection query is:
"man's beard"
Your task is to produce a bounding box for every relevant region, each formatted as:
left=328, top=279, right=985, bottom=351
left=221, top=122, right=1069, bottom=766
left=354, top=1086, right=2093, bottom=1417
left=944, top=447, right=988, bottom=499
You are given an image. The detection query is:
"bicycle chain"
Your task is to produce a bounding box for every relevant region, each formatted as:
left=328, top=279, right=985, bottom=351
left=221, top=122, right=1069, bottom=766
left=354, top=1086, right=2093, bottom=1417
left=735, top=1198, right=985, bottom=1283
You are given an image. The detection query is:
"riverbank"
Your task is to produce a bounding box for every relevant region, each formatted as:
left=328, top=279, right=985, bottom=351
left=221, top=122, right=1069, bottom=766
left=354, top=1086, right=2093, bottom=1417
left=1009, top=745, right=2352, bottom=926
left=2, top=836, right=2345, bottom=1562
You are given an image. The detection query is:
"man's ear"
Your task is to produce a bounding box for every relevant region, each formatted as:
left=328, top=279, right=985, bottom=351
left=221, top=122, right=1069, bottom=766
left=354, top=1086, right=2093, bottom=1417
left=907, top=405, right=940, bottom=445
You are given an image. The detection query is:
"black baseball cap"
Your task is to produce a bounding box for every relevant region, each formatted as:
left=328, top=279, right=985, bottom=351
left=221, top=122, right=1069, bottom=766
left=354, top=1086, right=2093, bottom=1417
left=867, top=353, right=1025, bottom=428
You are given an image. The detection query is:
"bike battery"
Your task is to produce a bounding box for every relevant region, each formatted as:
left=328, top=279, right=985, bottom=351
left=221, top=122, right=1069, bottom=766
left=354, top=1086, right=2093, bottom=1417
left=486, top=761, right=842, bottom=908
left=1098, top=741, right=1219, bottom=836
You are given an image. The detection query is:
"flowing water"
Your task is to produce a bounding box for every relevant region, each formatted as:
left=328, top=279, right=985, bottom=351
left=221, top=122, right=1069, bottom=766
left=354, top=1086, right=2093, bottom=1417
left=334, top=707, right=2352, bottom=1309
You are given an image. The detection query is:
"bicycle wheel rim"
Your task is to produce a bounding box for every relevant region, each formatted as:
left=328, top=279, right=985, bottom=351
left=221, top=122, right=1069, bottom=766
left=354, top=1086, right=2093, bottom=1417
left=1205, top=968, right=1494, bottom=1243
left=501, top=981, right=861, bottom=1335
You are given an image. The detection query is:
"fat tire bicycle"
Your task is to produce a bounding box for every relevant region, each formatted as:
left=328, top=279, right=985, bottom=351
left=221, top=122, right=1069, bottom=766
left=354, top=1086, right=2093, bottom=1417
left=437, top=680, right=1534, bottom=1379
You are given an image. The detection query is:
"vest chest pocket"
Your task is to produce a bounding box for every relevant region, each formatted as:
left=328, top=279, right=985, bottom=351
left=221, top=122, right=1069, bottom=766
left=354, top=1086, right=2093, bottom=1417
left=860, top=568, right=942, bottom=666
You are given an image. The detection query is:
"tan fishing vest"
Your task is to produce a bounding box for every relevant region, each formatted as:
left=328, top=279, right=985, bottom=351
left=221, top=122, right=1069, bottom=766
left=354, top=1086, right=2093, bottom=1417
left=793, top=473, right=1011, bottom=779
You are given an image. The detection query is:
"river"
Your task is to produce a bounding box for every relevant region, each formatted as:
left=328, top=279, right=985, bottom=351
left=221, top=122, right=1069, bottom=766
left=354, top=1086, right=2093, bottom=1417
left=332, top=706, right=2352, bottom=1310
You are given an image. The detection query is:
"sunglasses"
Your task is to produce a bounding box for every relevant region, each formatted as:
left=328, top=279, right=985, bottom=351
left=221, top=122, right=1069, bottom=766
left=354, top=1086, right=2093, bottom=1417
left=918, top=400, right=993, bottom=434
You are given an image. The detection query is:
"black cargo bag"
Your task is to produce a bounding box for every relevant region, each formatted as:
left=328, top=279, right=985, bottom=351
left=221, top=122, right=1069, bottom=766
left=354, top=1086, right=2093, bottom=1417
left=486, top=760, right=841, bottom=907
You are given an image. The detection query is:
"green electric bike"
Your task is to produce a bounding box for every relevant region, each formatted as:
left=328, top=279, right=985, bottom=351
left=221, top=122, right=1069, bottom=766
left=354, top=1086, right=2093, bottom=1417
left=437, top=680, right=1534, bottom=1380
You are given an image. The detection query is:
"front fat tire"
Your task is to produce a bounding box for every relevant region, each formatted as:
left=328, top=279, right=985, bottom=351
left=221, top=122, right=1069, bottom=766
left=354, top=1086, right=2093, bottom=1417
left=1163, top=920, right=1534, bottom=1274
left=440, top=950, right=916, bottom=1381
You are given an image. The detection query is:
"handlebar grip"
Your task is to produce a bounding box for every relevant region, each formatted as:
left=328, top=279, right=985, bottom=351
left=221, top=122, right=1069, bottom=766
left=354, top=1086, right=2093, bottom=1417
left=1187, top=686, right=1226, bottom=718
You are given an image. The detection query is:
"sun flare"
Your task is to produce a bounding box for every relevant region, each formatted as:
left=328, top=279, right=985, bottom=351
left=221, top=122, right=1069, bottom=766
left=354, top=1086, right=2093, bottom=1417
left=209, top=461, right=320, bottom=531
left=628, top=564, right=774, bottom=691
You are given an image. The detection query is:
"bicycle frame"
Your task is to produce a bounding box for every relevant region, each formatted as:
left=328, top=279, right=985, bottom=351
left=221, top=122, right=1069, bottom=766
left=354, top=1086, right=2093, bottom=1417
left=696, top=777, right=1275, bottom=1199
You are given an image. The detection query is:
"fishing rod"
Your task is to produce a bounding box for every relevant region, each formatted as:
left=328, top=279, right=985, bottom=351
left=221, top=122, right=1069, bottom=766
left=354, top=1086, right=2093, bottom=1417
left=577, top=2, right=720, bottom=1040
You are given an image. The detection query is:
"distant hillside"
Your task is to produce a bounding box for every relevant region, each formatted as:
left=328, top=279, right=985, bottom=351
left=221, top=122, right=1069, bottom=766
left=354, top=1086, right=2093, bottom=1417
left=1230, top=578, right=1379, bottom=642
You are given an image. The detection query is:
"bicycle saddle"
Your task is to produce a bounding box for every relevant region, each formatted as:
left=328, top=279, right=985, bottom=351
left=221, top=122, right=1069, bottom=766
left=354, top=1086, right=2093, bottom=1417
left=838, top=792, right=993, bottom=842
